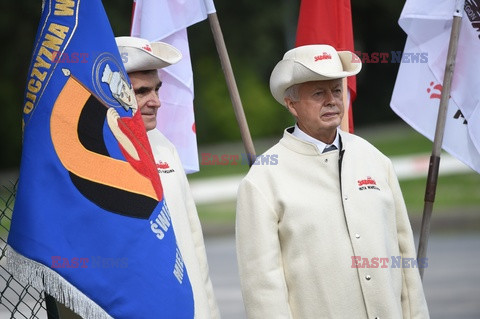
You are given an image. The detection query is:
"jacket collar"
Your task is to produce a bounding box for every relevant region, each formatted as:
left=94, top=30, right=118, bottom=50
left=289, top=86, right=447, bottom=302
left=282, top=126, right=346, bottom=156
left=291, top=124, right=340, bottom=153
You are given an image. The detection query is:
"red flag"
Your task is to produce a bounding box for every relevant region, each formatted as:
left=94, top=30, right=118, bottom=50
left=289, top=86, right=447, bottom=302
left=295, top=0, right=357, bottom=133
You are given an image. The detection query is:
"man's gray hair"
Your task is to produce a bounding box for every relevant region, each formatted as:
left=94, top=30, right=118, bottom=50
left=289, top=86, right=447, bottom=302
left=284, top=84, right=300, bottom=102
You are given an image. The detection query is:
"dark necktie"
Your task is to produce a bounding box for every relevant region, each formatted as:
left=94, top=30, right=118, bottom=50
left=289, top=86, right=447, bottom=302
left=323, top=145, right=337, bottom=153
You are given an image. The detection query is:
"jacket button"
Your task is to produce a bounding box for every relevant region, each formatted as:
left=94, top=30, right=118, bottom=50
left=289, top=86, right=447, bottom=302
left=355, top=234, right=360, bottom=239
left=344, top=196, right=348, bottom=200
left=365, top=275, right=371, bottom=281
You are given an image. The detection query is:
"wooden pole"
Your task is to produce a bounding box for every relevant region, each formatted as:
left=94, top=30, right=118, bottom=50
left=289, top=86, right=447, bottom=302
left=207, top=12, right=257, bottom=166
left=417, top=0, right=465, bottom=280
left=340, top=78, right=350, bottom=132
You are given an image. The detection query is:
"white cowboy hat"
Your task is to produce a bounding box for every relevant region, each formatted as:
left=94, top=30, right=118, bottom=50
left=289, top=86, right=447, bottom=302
left=115, top=36, right=182, bottom=73
left=270, top=44, right=362, bottom=106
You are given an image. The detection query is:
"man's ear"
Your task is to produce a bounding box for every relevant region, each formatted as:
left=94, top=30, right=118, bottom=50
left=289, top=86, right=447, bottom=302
left=284, top=98, right=298, bottom=118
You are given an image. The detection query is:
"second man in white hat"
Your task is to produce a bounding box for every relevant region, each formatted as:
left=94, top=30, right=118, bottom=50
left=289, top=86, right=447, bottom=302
left=116, top=36, right=220, bottom=319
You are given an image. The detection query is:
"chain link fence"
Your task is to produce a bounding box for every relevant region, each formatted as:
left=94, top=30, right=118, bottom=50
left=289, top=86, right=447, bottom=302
left=0, top=179, right=49, bottom=318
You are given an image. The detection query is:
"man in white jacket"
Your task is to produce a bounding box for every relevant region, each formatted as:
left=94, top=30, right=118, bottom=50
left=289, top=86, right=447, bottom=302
left=116, top=36, right=220, bottom=319
left=236, top=44, right=429, bottom=318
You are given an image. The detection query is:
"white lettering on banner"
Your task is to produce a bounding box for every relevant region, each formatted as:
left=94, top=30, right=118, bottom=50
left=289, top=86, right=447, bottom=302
left=149, top=204, right=172, bottom=240
left=173, top=248, right=185, bottom=284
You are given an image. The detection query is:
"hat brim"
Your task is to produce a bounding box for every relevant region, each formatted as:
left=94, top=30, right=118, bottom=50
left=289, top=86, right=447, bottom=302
left=270, top=51, right=361, bottom=106
left=119, top=42, right=182, bottom=73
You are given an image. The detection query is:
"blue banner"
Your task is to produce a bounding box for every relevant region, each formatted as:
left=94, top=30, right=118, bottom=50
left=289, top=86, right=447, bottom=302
left=8, top=1, right=194, bottom=318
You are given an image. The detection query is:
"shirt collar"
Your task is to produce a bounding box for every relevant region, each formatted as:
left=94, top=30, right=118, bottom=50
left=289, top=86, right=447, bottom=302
left=292, top=124, right=339, bottom=153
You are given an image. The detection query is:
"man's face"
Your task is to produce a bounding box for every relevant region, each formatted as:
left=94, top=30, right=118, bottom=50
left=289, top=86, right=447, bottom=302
left=285, top=79, right=344, bottom=143
left=128, top=70, right=161, bottom=131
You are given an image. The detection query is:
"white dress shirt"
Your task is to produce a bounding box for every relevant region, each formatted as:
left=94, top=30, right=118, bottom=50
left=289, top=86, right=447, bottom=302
left=291, top=124, right=340, bottom=153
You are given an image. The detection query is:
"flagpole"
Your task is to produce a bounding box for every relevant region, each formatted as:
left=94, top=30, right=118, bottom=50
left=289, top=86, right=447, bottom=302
left=417, top=0, right=465, bottom=280
left=340, top=78, right=350, bottom=132
left=207, top=12, right=257, bottom=166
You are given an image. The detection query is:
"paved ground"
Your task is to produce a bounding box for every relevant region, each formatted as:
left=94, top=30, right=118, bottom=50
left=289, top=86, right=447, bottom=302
left=2, top=231, right=479, bottom=318
left=205, top=231, right=480, bottom=319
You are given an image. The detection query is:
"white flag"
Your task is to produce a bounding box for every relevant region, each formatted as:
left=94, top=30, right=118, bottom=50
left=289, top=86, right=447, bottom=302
left=131, top=0, right=216, bottom=174
left=391, top=0, right=480, bottom=173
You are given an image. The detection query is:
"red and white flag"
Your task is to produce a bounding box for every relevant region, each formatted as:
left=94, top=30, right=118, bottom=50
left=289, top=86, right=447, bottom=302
left=391, top=0, right=480, bottom=173
left=295, top=0, right=357, bottom=133
left=131, top=0, right=216, bottom=173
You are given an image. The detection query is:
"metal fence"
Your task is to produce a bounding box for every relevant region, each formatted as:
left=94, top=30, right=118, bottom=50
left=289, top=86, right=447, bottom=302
left=0, top=180, right=49, bottom=318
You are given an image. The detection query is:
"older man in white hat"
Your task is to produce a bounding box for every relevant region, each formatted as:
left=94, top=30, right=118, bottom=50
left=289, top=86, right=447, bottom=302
left=236, top=45, right=429, bottom=318
left=116, top=36, right=220, bottom=318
